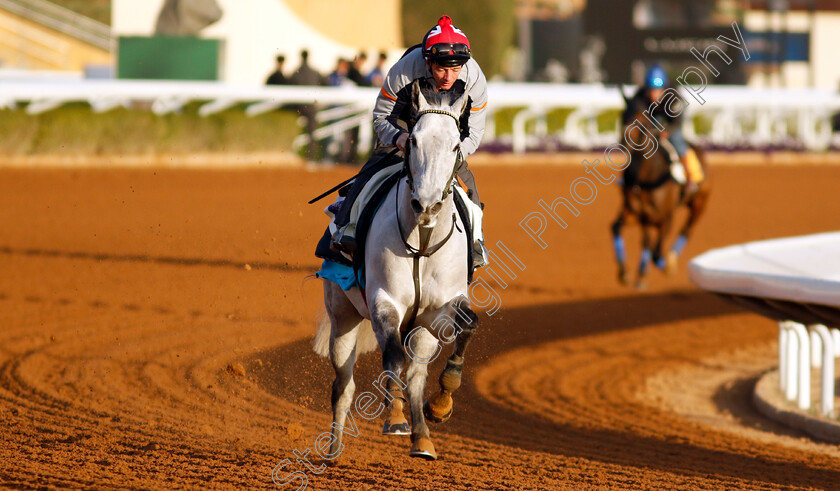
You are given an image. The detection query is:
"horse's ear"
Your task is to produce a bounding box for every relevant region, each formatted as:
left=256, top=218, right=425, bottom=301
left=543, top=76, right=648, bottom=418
left=412, top=80, right=431, bottom=112
left=451, top=88, right=470, bottom=117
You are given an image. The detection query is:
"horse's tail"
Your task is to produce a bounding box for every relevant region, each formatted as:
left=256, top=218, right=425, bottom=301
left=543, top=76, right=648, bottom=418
left=312, top=309, right=377, bottom=358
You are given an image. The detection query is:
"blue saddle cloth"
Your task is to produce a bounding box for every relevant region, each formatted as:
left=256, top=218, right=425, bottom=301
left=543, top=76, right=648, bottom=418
left=315, top=259, right=360, bottom=291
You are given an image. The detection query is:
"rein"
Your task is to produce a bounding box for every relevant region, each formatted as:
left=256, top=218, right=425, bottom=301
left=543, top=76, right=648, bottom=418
left=398, top=108, right=461, bottom=333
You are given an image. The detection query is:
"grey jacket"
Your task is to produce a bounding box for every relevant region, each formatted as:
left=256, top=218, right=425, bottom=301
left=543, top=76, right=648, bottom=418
left=372, top=47, right=488, bottom=158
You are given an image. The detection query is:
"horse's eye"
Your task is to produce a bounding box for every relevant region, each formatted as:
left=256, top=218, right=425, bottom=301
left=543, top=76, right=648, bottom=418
left=453, top=143, right=460, bottom=153
left=410, top=136, right=417, bottom=147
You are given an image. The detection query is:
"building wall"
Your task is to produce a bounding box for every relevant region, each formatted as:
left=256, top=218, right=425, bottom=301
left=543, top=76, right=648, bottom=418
left=0, top=9, right=111, bottom=71
left=812, top=12, right=840, bottom=90
left=744, top=9, right=840, bottom=89
left=112, top=0, right=404, bottom=83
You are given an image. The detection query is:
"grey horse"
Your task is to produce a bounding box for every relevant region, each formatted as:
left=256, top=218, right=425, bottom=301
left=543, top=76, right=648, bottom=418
left=314, top=82, right=479, bottom=461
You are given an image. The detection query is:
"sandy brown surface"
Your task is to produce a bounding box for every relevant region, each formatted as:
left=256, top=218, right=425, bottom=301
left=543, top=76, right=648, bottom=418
left=1, top=161, right=839, bottom=490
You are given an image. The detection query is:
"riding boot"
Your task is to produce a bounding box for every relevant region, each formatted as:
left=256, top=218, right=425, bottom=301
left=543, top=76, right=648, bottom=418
left=472, top=240, right=489, bottom=269
left=330, top=148, right=402, bottom=254
left=455, top=159, right=482, bottom=209
left=455, top=158, right=488, bottom=269
left=680, top=155, right=698, bottom=197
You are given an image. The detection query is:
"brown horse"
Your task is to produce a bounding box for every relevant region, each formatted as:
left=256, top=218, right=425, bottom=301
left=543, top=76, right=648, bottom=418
left=610, top=114, right=712, bottom=288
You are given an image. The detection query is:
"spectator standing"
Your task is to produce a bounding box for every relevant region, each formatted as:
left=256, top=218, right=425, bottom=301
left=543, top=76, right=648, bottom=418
left=348, top=52, right=369, bottom=87
left=342, top=55, right=367, bottom=164
left=265, top=55, right=288, bottom=85
left=327, top=58, right=357, bottom=163
left=366, top=51, right=388, bottom=87
left=289, top=50, right=325, bottom=161
left=328, top=58, right=353, bottom=87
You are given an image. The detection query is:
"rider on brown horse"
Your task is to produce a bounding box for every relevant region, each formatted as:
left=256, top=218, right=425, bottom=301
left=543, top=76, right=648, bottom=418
left=623, top=64, right=699, bottom=195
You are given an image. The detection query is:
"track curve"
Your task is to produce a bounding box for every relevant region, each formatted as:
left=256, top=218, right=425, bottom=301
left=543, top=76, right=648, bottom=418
left=1, top=163, right=839, bottom=489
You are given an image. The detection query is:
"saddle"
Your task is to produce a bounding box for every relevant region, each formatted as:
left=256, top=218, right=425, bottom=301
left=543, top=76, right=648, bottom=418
left=314, top=168, right=474, bottom=290
left=626, top=142, right=704, bottom=193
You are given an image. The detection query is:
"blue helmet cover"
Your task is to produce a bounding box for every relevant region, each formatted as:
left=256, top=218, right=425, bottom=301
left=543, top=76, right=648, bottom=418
left=645, top=65, right=667, bottom=89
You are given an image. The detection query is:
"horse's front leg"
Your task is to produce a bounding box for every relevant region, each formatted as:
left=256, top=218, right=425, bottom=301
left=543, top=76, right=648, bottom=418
left=404, top=327, right=439, bottom=460
left=671, top=184, right=711, bottom=265
left=424, top=296, right=478, bottom=424
left=653, top=214, right=674, bottom=274
left=611, top=206, right=630, bottom=285
left=370, top=297, right=410, bottom=436
left=637, top=224, right=653, bottom=290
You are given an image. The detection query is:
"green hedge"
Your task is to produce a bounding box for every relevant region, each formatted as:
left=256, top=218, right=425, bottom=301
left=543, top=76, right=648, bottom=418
left=0, top=103, right=301, bottom=155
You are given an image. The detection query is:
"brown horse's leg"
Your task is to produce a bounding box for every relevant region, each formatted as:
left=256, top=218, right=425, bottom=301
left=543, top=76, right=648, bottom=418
left=670, top=187, right=711, bottom=265
left=611, top=206, right=632, bottom=285
left=654, top=214, right=675, bottom=274
left=636, top=224, right=653, bottom=290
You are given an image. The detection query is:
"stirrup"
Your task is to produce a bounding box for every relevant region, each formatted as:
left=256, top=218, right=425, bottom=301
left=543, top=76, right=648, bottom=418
left=330, top=229, right=357, bottom=254
left=472, top=241, right=488, bottom=269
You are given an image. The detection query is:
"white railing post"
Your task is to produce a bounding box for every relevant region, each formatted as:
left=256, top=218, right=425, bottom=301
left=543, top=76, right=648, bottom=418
left=779, top=324, right=787, bottom=392
left=793, top=322, right=811, bottom=410
left=812, top=324, right=835, bottom=417
left=781, top=321, right=798, bottom=401
left=780, top=320, right=810, bottom=409
left=810, top=329, right=822, bottom=368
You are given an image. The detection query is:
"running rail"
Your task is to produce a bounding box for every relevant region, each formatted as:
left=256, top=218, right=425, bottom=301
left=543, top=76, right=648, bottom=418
left=0, top=79, right=840, bottom=153
left=689, top=232, right=840, bottom=418
left=2, top=78, right=840, bottom=151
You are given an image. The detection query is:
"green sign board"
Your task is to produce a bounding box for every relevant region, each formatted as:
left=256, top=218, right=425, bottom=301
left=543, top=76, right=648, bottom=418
left=118, top=36, right=221, bottom=80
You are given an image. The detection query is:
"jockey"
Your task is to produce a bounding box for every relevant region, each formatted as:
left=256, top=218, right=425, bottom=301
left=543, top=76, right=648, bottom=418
left=623, top=64, right=698, bottom=194
left=331, top=14, right=489, bottom=268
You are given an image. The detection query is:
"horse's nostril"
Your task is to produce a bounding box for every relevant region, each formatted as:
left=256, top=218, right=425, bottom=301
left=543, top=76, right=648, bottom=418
left=430, top=201, right=443, bottom=214
left=410, top=199, right=423, bottom=213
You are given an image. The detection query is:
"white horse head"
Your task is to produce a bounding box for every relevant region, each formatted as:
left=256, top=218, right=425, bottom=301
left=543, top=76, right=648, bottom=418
left=406, top=80, right=470, bottom=228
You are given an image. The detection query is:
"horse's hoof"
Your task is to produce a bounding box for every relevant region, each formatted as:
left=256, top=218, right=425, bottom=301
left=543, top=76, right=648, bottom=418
left=382, top=421, right=411, bottom=436
left=383, top=399, right=410, bottom=435
left=423, top=395, right=453, bottom=424
left=634, top=280, right=648, bottom=290
left=618, top=271, right=631, bottom=286
left=666, top=251, right=679, bottom=276
left=409, top=437, right=437, bottom=460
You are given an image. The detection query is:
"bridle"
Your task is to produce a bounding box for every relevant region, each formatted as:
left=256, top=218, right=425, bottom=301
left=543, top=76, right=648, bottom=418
left=397, top=108, right=462, bottom=258
left=403, top=108, right=461, bottom=202
left=397, top=107, right=462, bottom=333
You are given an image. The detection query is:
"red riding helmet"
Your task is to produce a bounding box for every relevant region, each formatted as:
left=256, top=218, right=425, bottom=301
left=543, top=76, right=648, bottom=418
left=422, top=15, right=471, bottom=67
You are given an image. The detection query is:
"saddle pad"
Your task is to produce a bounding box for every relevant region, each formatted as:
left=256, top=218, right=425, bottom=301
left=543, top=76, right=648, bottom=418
left=315, top=259, right=360, bottom=291
left=685, top=149, right=704, bottom=183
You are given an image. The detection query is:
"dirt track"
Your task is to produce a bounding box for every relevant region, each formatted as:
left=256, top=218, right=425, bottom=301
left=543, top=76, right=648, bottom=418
left=1, top=161, right=839, bottom=489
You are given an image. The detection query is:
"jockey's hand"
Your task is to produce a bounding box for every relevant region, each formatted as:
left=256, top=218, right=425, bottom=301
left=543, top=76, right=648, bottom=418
left=396, top=133, right=408, bottom=152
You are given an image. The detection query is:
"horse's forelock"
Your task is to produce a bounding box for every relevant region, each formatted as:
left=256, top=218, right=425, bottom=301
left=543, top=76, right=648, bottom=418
left=418, top=85, right=465, bottom=115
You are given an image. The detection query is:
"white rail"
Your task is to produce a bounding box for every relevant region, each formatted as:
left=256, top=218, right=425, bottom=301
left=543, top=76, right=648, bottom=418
left=780, top=321, right=838, bottom=416
left=1, top=79, right=840, bottom=151
left=0, top=0, right=111, bottom=50
left=690, top=232, right=840, bottom=421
